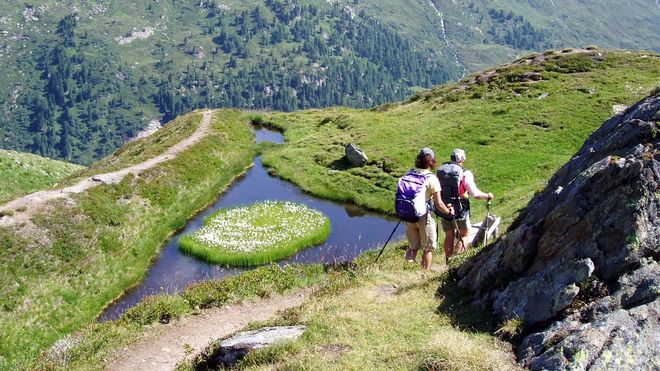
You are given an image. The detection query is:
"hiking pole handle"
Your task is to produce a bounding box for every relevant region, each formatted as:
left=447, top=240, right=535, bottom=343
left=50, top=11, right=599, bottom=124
left=483, top=199, right=492, bottom=246
left=374, top=220, right=401, bottom=264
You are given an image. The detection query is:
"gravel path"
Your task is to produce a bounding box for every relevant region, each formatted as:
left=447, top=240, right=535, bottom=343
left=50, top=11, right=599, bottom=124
left=106, top=290, right=311, bottom=371
left=0, top=111, right=212, bottom=227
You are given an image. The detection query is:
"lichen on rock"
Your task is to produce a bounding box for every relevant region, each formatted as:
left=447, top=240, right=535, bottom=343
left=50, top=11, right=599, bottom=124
left=454, top=92, right=660, bottom=369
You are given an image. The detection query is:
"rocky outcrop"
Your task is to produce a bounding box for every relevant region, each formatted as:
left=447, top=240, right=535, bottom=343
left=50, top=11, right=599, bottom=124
left=492, top=258, right=595, bottom=327
left=115, top=27, right=155, bottom=45
left=517, top=263, right=659, bottom=370
left=455, top=93, right=659, bottom=369
left=345, top=143, right=368, bottom=167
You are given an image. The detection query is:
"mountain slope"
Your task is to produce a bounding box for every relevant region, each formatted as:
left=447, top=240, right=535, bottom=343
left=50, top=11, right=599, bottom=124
left=0, top=0, right=459, bottom=164
left=0, top=0, right=658, bottom=165
left=0, top=49, right=656, bottom=368
left=362, top=0, right=660, bottom=72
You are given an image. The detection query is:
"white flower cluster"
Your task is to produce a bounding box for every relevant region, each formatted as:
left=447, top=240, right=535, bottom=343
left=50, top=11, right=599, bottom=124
left=190, top=201, right=328, bottom=253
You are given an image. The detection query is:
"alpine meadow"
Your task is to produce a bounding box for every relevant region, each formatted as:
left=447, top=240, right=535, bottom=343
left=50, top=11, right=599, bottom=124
left=0, top=0, right=659, bottom=370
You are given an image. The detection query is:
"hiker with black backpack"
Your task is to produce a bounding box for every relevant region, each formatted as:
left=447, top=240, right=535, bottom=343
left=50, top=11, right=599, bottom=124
left=435, top=149, right=494, bottom=262
left=395, top=147, right=453, bottom=270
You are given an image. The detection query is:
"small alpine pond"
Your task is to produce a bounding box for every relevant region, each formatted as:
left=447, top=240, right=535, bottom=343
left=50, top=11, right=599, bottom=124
left=99, top=128, right=404, bottom=320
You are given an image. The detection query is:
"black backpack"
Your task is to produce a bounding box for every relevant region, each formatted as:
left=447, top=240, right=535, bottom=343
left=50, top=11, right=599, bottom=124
left=435, top=162, right=470, bottom=220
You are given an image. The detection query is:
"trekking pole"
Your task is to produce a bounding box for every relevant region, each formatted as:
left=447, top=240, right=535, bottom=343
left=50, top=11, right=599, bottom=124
left=374, top=220, right=401, bottom=264
left=483, top=199, right=492, bottom=247
left=452, top=218, right=466, bottom=253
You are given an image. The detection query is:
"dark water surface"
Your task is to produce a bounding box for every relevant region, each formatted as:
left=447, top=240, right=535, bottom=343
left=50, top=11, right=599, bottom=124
left=99, top=129, right=404, bottom=320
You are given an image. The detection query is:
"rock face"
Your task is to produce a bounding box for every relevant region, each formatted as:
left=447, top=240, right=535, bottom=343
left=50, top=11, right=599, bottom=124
left=455, top=93, right=659, bottom=369
left=345, top=143, right=368, bottom=166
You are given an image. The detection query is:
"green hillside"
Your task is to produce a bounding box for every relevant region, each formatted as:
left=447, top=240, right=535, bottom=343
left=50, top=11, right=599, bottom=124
left=0, top=49, right=657, bottom=369
left=0, top=110, right=257, bottom=369
left=0, top=149, right=83, bottom=204
left=363, top=0, right=660, bottom=71
left=0, top=0, right=658, bottom=165
left=260, top=49, right=660, bottom=227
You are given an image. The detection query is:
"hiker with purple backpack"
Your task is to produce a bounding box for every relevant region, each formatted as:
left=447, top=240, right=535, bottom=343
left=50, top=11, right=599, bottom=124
left=395, top=147, right=453, bottom=270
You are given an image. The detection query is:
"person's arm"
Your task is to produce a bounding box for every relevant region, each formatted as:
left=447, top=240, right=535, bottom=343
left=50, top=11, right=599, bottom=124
left=433, top=191, right=453, bottom=214
left=463, top=171, right=494, bottom=200
left=429, top=176, right=453, bottom=214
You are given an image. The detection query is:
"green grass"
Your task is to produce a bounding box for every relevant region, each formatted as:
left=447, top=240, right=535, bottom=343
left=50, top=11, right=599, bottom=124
left=182, top=246, right=519, bottom=370
left=0, top=149, right=84, bottom=204
left=33, top=243, right=517, bottom=370
left=179, top=201, right=331, bottom=266
left=0, top=110, right=256, bottom=369
left=261, top=50, right=659, bottom=230
left=33, top=264, right=327, bottom=370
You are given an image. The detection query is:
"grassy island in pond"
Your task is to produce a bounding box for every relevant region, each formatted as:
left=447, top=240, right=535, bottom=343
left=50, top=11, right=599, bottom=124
left=180, top=201, right=331, bottom=266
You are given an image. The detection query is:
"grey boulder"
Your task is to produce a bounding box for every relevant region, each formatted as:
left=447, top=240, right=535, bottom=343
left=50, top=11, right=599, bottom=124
left=345, top=143, right=368, bottom=166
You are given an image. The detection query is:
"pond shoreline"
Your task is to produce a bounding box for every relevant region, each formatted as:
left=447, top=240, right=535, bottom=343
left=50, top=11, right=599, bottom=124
left=98, top=128, right=404, bottom=321
left=95, top=161, right=256, bottom=321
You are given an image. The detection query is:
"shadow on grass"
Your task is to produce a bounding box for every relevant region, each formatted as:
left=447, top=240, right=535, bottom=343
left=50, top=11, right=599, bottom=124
left=329, top=157, right=353, bottom=171
left=434, top=274, right=496, bottom=334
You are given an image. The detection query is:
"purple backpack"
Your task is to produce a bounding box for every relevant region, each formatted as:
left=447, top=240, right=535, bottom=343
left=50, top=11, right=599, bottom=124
left=395, top=171, right=431, bottom=223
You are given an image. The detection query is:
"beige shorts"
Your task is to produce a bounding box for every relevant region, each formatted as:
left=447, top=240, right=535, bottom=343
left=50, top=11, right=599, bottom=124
left=441, top=216, right=471, bottom=232
left=406, top=213, right=437, bottom=252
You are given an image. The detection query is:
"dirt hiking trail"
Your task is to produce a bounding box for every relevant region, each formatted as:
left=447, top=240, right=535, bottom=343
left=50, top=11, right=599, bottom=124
left=0, top=111, right=212, bottom=227
left=107, top=290, right=311, bottom=371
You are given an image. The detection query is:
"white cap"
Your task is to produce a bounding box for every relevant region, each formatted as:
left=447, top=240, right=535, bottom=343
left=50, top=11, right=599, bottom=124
left=451, top=149, right=466, bottom=162
left=419, top=147, right=435, bottom=159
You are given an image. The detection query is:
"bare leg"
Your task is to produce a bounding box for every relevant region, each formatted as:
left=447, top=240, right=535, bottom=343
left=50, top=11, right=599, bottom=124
left=455, top=228, right=470, bottom=253
left=422, top=250, right=432, bottom=270
left=443, top=228, right=455, bottom=262
left=405, top=248, right=418, bottom=262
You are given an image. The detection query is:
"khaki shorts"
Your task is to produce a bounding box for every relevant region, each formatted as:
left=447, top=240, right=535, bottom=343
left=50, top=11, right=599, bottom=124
left=406, top=213, right=437, bottom=252
left=441, top=216, right=471, bottom=232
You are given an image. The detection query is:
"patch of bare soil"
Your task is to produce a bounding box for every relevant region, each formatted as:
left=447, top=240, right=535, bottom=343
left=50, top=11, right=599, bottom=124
left=0, top=111, right=213, bottom=227
left=315, top=343, right=352, bottom=360
left=107, top=289, right=311, bottom=371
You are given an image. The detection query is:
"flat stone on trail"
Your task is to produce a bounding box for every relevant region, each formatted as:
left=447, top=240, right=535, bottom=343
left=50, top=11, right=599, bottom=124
left=215, top=326, right=306, bottom=366
left=221, top=325, right=306, bottom=348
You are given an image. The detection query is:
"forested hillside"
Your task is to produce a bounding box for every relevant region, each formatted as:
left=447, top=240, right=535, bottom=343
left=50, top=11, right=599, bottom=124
left=0, top=0, right=658, bottom=165
left=0, top=0, right=459, bottom=164
left=363, top=0, right=659, bottom=72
